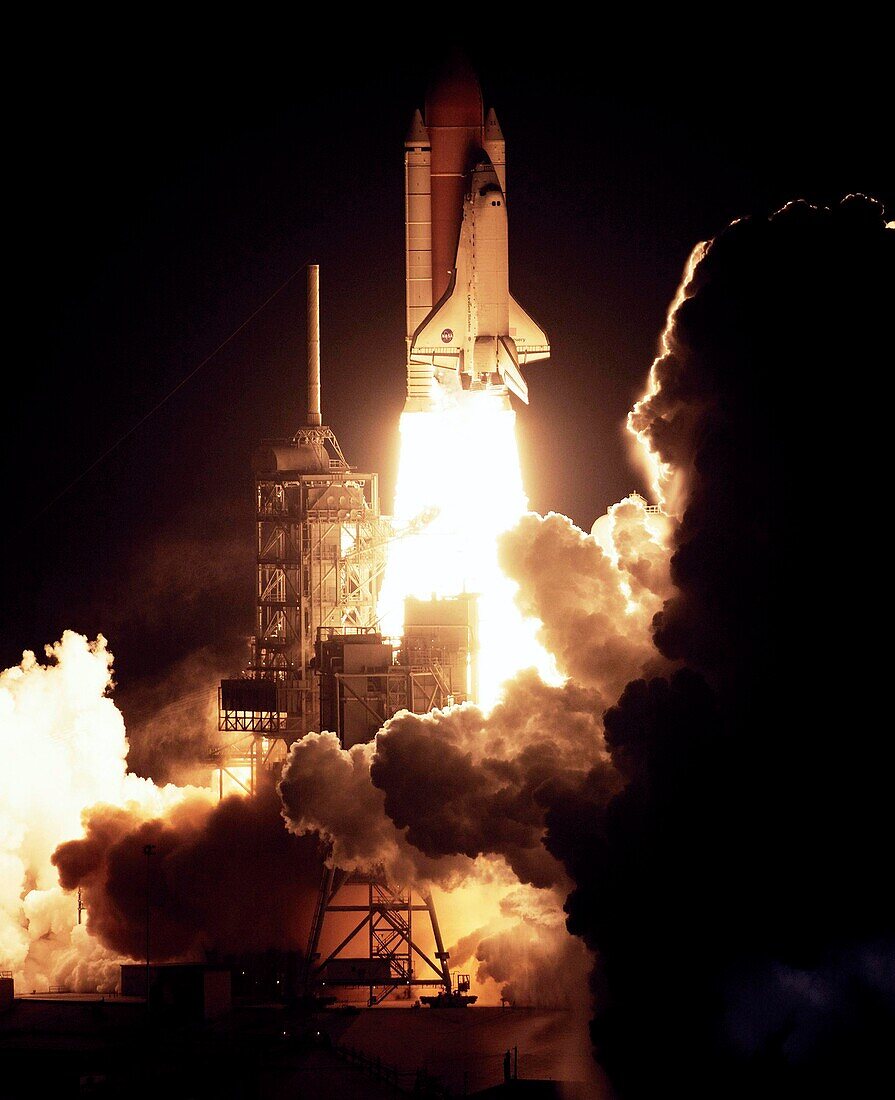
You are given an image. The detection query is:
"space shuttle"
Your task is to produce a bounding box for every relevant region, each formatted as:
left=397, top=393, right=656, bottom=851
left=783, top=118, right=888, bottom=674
left=403, top=57, right=550, bottom=412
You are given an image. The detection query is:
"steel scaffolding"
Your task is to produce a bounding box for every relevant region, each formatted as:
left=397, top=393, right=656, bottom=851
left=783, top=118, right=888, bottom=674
left=214, top=423, right=386, bottom=785
left=305, top=869, right=451, bottom=1005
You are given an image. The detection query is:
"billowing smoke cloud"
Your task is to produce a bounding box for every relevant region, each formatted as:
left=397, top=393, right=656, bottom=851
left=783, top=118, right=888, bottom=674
left=2, top=633, right=321, bottom=991
left=499, top=495, right=673, bottom=698
left=120, top=646, right=228, bottom=786
left=280, top=672, right=619, bottom=892
left=544, top=196, right=895, bottom=1094
left=369, top=673, right=618, bottom=889
left=279, top=676, right=623, bottom=1011
left=278, top=730, right=476, bottom=887
left=474, top=886, right=594, bottom=1010
left=0, top=633, right=200, bottom=990
left=53, top=781, right=322, bottom=961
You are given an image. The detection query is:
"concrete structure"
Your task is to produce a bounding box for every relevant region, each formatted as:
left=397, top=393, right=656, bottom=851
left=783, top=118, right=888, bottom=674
left=0, top=971, right=13, bottom=1014
left=120, top=963, right=231, bottom=1021
left=316, top=599, right=476, bottom=750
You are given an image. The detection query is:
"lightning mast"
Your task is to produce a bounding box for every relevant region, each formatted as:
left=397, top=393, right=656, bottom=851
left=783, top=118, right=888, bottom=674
left=214, top=265, right=385, bottom=790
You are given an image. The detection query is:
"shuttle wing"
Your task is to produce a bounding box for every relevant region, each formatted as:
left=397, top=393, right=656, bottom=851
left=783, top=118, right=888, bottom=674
left=509, top=295, right=550, bottom=365
left=497, top=337, right=529, bottom=404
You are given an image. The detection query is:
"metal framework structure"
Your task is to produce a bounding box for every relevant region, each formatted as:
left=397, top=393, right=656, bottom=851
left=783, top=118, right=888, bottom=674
left=306, top=868, right=451, bottom=1004
left=332, top=665, right=451, bottom=726
left=208, top=735, right=273, bottom=798
left=214, top=423, right=387, bottom=785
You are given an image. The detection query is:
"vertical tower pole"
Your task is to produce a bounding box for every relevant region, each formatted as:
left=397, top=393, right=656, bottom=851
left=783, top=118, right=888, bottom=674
left=307, top=264, right=322, bottom=426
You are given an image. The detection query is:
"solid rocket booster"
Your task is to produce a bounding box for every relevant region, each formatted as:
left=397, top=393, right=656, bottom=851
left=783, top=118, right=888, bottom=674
left=404, top=57, right=549, bottom=412
left=404, top=109, right=432, bottom=341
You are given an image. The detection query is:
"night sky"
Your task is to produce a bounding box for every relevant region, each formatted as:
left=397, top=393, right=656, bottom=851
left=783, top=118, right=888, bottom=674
left=3, top=34, right=890, bottom=714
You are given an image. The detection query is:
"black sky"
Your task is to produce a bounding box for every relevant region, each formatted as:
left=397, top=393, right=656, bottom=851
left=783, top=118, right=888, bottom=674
left=3, top=33, right=890, bottom=704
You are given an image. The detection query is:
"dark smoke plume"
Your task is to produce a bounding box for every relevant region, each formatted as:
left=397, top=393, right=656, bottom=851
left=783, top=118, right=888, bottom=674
left=368, top=672, right=618, bottom=889
left=119, top=645, right=235, bottom=786
left=280, top=671, right=620, bottom=893
left=547, top=197, right=895, bottom=1096
left=53, top=781, right=322, bottom=961
left=98, top=516, right=253, bottom=786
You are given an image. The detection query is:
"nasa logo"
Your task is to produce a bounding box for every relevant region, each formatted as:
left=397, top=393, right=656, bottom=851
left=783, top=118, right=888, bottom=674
left=441, top=328, right=453, bottom=344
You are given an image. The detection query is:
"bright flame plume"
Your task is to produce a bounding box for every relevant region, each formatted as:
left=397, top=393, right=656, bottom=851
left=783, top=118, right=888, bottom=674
left=379, top=397, right=558, bottom=707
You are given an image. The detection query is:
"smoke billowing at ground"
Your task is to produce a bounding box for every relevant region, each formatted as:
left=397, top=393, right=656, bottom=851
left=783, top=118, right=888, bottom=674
left=281, top=673, right=614, bottom=891
left=1, top=635, right=321, bottom=989
left=551, top=196, right=894, bottom=1094
left=0, top=633, right=200, bottom=990
left=473, top=887, right=595, bottom=1010
left=54, top=783, right=321, bottom=962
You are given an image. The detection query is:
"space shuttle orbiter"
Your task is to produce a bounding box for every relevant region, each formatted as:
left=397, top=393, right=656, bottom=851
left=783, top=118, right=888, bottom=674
left=403, top=57, right=550, bottom=412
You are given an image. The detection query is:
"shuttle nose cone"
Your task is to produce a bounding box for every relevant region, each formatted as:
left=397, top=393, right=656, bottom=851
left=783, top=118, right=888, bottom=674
left=425, top=51, right=483, bottom=127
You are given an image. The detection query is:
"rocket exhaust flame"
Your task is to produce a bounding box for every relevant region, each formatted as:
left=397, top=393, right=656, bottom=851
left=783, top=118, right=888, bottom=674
left=378, top=399, right=559, bottom=708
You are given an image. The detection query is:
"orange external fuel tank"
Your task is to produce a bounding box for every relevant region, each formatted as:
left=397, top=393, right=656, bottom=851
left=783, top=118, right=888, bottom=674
left=425, top=57, right=484, bottom=304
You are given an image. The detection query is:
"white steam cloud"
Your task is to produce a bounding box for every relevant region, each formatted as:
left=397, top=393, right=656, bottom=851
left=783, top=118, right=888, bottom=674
left=0, top=632, right=206, bottom=991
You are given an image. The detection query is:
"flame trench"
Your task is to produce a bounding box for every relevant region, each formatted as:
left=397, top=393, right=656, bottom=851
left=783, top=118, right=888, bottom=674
left=379, top=399, right=558, bottom=708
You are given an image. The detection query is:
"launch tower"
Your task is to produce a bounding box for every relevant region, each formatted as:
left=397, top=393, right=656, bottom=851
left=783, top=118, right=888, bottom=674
left=215, top=267, right=387, bottom=793
left=214, top=266, right=470, bottom=1003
